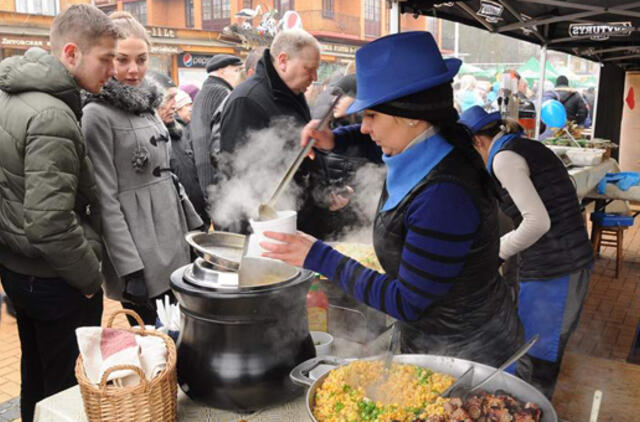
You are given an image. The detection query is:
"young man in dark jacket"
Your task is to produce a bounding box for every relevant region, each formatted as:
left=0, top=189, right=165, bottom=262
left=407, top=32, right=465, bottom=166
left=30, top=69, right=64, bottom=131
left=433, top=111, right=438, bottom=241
left=0, top=6, right=121, bottom=421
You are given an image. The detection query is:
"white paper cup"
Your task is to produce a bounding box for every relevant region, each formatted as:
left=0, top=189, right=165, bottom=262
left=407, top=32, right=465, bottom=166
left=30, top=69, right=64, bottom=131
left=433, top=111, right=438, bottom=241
left=247, top=210, right=297, bottom=257
left=310, top=331, right=333, bottom=357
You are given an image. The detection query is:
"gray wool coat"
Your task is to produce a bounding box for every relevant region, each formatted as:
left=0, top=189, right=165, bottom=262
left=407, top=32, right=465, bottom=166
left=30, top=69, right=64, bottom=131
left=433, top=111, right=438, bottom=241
left=82, top=79, right=202, bottom=301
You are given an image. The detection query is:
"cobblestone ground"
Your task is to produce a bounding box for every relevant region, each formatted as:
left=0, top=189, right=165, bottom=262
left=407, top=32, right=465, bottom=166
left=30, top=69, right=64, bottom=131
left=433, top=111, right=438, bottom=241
left=0, top=398, right=19, bottom=422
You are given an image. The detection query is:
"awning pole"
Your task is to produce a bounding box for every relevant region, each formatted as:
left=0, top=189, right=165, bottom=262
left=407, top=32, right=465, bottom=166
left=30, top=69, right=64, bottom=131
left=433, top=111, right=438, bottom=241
left=389, top=0, right=401, bottom=34
left=591, top=63, right=602, bottom=136
left=535, top=45, right=548, bottom=139
left=454, top=23, right=460, bottom=57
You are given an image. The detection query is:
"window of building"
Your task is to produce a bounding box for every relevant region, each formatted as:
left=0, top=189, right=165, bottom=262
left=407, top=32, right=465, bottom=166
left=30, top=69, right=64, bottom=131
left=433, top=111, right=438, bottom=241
left=202, top=0, right=230, bottom=31
left=202, top=0, right=211, bottom=20
left=364, top=0, right=380, bottom=37
left=322, top=0, right=334, bottom=18
left=275, top=0, right=294, bottom=13
left=185, top=0, right=195, bottom=28
left=123, top=0, right=147, bottom=25
left=15, top=0, right=60, bottom=16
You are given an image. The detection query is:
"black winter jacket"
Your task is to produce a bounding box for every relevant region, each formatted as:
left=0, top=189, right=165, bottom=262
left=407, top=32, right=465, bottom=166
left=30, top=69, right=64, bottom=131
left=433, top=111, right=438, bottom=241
left=218, top=49, right=318, bottom=234
left=168, top=118, right=209, bottom=226
left=191, top=75, right=232, bottom=194
left=218, top=49, right=367, bottom=238
left=543, top=87, right=588, bottom=125
left=219, top=48, right=310, bottom=153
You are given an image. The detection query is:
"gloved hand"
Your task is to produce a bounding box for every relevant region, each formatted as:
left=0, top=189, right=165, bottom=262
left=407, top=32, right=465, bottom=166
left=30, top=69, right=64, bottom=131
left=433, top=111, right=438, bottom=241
left=122, top=270, right=149, bottom=305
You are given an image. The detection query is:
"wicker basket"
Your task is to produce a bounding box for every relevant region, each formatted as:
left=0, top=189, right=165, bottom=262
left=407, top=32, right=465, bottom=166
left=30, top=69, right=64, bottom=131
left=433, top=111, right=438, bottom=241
left=75, top=309, right=178, bottom=422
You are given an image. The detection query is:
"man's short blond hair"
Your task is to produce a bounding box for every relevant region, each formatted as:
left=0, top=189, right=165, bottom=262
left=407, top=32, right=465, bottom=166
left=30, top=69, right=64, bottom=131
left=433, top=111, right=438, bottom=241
left=109, top=11, right=152, bottom=46
left=270, top=29, right=320, bottom=60
left=50, top=5, right=122, bottom=55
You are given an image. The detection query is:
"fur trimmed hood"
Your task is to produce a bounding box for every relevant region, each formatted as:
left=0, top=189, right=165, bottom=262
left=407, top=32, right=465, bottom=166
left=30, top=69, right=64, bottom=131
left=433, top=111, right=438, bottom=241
left=83, top=78, right=162, bottom=114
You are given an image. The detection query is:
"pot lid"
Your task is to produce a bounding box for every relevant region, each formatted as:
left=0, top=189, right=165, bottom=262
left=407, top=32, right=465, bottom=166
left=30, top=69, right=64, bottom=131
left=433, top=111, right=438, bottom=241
left=185, top=231, right=245, bottom=272
left=183, top=258, right=301, bottom=292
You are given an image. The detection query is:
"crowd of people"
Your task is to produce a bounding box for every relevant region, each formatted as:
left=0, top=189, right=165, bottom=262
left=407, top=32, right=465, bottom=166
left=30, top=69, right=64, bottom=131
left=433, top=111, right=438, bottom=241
left=451, top=71, right=594, bottom=130
left=0, top=4, right=594, bottom=422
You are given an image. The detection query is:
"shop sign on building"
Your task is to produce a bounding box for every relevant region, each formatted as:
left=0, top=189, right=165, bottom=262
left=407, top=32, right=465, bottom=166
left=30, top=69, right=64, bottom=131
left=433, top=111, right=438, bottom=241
left=1, top=37, right=49, bottom=49
left=179, top=53, right=213, bottom=68
left=151, top=45, right=181, bottom=55
left=148, top=27, right=177, bottom=39
left=320, top=42, right=358, bottom=57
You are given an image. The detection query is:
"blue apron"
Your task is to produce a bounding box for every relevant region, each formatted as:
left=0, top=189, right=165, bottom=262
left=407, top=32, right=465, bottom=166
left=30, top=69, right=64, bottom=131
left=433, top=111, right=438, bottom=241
left=518, top=275, right=570, bottom=362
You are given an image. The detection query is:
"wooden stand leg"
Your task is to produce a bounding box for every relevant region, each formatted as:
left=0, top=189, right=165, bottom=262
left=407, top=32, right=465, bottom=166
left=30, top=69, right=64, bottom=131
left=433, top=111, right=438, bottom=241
left=616, top=228, right=624, bottom=279
left=592, top=226, right=602, bottom=257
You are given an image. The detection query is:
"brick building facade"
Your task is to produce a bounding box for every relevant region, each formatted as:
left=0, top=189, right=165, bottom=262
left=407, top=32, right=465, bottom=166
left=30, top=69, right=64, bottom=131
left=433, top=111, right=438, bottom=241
left=0, top=0, right=441, bottom=86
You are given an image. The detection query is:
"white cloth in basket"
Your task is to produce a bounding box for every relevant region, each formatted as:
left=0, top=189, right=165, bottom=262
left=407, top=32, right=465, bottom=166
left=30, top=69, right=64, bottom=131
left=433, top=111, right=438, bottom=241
left=76, top=327, right=167, bottom=387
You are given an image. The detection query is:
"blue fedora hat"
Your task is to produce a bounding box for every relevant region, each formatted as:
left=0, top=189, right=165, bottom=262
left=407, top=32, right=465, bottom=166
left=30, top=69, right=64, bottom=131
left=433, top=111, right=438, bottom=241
left=347, top=31, right=461, bottom=115
left=458, top=105, right=502, bottom=133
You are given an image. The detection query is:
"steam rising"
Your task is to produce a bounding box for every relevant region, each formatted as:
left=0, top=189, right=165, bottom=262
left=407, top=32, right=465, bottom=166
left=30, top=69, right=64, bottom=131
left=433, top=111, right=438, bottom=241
left=331, top=162, right=386, bottom=243
left=209, top=117, right=386, bottom=240
left=208, top=117, right=304, bottom=228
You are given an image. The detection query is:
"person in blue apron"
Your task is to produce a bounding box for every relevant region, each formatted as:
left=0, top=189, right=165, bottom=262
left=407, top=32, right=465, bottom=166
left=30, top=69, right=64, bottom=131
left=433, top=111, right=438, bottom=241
left=260, top=31, right=524, bottom=372
left=459, top=105, right=593, bottom=398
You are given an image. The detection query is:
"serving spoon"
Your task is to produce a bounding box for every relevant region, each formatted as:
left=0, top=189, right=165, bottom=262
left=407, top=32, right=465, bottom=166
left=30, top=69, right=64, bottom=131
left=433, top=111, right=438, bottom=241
left=443, top=334, right=539, bottom=399
left=257, top=91, right=343, bottom=221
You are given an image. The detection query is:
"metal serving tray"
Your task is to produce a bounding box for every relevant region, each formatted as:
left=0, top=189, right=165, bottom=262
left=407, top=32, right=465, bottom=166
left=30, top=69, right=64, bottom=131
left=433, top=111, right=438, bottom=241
left=291, top=354, right=557, bottom=422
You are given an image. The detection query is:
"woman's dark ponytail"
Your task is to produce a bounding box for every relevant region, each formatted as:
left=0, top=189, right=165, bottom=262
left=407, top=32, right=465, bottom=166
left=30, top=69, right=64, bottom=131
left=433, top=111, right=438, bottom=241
left=434, top=118, right=500, bottom=199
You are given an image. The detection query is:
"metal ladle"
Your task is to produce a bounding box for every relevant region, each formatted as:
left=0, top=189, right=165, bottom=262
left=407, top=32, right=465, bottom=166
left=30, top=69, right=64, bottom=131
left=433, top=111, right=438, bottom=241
left=257, top=91, right=343, bottom=221
left=443, top=334, right=539, bottom=399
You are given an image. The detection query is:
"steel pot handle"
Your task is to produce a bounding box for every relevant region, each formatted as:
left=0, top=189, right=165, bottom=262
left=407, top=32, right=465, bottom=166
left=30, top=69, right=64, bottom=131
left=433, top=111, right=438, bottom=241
left=289, top=356, right=348, bottom=387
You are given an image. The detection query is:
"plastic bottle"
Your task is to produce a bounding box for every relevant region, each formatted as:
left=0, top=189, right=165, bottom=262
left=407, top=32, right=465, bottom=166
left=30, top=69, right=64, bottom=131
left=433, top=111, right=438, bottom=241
left=307, top=281, right=328, bottom=332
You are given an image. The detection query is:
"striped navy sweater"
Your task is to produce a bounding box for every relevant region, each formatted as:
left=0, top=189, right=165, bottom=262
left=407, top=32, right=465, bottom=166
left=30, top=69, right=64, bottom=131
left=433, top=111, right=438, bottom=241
left=304, top=181, right=480, bottom=322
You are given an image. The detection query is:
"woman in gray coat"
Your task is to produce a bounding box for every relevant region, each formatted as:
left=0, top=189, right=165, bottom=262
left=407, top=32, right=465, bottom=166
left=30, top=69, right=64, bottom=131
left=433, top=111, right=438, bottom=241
left=82, top=12, right=202, bottom=324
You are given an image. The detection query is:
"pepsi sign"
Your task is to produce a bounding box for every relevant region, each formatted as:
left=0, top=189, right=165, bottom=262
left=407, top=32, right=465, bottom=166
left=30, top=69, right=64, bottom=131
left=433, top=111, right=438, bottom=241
left=179, top=53, right=213, bottom=68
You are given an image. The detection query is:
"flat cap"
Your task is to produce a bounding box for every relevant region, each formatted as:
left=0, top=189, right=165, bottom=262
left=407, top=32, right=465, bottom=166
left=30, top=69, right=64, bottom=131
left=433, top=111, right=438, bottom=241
left=206, top=54, right=243, bottom=73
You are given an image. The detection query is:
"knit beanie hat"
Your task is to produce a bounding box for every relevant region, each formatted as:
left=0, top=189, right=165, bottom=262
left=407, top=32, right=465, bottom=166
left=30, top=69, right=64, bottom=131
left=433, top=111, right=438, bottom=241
left=555, top=75, right=569, bottom=87
left=175, top=89, right=192, bottom=110
left=179, top=84, right=199, bottom=101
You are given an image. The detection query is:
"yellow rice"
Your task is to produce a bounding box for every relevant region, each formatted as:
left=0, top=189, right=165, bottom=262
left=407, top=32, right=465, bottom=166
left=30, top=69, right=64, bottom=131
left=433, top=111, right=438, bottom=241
left=333, top=243, right=384, bottom=273
left=313, top=361, right=455, bottom=422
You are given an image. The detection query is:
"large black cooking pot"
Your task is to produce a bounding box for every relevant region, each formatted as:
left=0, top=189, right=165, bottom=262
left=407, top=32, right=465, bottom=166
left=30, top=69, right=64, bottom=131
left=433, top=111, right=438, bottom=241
left=170, top=257, right=316, bottom=412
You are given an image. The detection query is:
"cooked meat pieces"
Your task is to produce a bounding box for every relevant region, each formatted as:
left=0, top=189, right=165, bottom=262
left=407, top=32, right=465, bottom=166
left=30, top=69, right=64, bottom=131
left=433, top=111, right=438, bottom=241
left=442, top=392, right=542, bottom=422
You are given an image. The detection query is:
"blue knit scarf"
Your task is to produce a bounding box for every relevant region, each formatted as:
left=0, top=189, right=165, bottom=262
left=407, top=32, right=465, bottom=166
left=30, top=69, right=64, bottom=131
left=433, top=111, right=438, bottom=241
left=381, top=133, right=453, bottom=212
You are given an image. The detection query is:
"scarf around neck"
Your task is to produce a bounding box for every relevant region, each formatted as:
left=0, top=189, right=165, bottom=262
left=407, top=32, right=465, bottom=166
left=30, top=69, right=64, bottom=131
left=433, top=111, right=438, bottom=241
left=381, top=130, right=453, bottom=212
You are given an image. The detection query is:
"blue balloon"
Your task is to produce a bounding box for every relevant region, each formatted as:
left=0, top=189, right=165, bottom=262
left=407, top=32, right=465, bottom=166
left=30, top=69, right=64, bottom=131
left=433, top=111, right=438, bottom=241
left=541, top=99, right=567, bottom=128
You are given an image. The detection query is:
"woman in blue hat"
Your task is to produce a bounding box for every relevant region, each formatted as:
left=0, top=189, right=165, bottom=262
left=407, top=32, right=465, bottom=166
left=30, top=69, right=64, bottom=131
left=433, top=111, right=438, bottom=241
left=261, top=32, right=523, bottom=370
left=458, top=105, right=593, bottom=397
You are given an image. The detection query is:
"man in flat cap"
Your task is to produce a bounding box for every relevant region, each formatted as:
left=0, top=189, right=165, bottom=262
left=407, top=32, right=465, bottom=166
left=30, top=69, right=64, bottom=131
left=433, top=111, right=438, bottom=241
left=190, top=54, right=243, bottom=199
